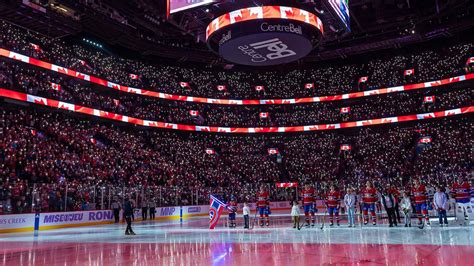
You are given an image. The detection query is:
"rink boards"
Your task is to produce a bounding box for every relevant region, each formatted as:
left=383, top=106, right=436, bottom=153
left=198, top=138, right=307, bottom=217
left=1, top=199, right=472, bottom=233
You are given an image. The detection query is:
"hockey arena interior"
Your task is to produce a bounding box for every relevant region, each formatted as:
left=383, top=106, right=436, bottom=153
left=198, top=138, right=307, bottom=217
left=0, top=0, right=474, bottom=265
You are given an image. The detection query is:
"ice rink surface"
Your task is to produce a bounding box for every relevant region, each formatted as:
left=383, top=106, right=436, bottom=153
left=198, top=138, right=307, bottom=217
left=0, top=217, right=473, bottom=266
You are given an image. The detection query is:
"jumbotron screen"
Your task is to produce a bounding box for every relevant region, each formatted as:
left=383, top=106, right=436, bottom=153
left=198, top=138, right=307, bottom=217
left=168, top=0, right=216, bottom=14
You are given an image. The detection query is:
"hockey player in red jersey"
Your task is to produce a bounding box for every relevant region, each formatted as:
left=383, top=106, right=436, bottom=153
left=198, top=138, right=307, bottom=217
left=412, top=179, right=430, bottom=225
left=361, top=181, right=378, bottom=225
left=301, top=184, right=317, bottom=227
left=227, top=196, right=238, bottom=228
left=256, top=185, right=270, bottom=226
left=452, top=177, right=472, bottom=225
left=325, top=185, right=341, bottom=226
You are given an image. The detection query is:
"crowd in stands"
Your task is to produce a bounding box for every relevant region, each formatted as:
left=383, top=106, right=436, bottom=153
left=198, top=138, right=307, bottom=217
left=0, top=20, right=473, bottom=100
left=1, top=107, right=471, bottom=213
left=0, top=61, right=472, bottom=127
left=0, top=20, right=472, bottom=215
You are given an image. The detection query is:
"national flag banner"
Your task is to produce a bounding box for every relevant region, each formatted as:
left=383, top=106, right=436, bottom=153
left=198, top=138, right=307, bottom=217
left=340, top=144, right=352, bottom=151
left=217, top=85, right=227, bottom=91
left=205, top=148, right=215, bottom=155
left=466, top=57, right=474, bottom=65
left=209, top=195, right=226, bottom=229
left=79, top=60, right=87, bottom=66
left=259, top=112, right=269, bottom=119
left=423, top=96, right=435, bottom=103
left=30, top=43, right=41, bottom=51
left=189, top=110, right=199, bottom=116
left=30, top=129, right=37, bottom=136
left=113, top=99, right=120, bottom=106
left=267, top=148, right=279, bottom=155
left=340, top=107, right=350, bottom=114
left=276, top=182, right=298, bottom=188
left=179, top=81, right=189, bottom=88
left=90, top=138, right=97, bottom=145
left=404, top=69, right=415, bottom=76
left=358, top=76, right=368, bottom=84
left=255, top=85, right=265, bottom=91
left=305, top=83, right=315, bottom=89
left=419, top=136, right=432, bottom=143
left=129, top=74, right=139, bottom=80
left=50, top=82, right=61, bottom=91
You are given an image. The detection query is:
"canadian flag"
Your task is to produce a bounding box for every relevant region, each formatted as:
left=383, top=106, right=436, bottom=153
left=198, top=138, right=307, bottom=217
left=419, top=136, right=432, bottom=143
left=30, top=43, right=41, bottom=51
left=276, top=182, right=298, bottom=188
left=50, top=82, right=61, bottom=91
left=30, top=129, right=37, bottom=136
left=259, top=112, right=269, bottom=119
left=179, top=81, right=189, bottom=88
left=340, top=144, right=352, bottom=151
left=113, top=99, right=120, bottom=106
left=90, top=138, right=97, bottom=145
left=255, top=85, right=265, bottom=91
left=340, top=107, right=350, bottom=114
left=217, top=85, right=227, bottom=91
left=404, top=69, right=415, bottom=76
left=423, top=96, right=435, bottom=103
left=358, top=76, right=368, bottom=84
left=466, top=57, right=474, bottom=65
left=205, top=148, right=215, bottom=155
left=267, top=148, right=279, bottom=155
left=129, top=74, right=139, bottom=80
left=305, top=83, right=315, bottom=89
left=189, top=110, right=199, bottom=116
left=79, top=60, right=87, bottom=66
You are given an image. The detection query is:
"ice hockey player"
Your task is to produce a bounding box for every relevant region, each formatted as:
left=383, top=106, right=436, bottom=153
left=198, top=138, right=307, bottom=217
left=256, top=185, right=270, bottom=226
left=361, top=181, right=378, bottom=225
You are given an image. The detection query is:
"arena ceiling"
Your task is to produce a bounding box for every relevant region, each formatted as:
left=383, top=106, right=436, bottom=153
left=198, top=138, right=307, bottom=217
left=1, top=0, right=473, bottom=67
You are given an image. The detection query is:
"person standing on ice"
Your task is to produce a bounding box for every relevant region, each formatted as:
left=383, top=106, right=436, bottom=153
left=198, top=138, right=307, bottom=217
left=451, top=177, right=472, bottom=225
left=325, top=185, right=341, bottom=226
left=124, top=197, right=135, bottom=235
left=301, top=183, right=317, bottom=227
left=291, top=201, right=300, bottom=229
left=412, top=179, right=430, bottom=226
left=433, top=186, right=448, bottom=226
left=400, top=192, right=412, bottom=227
left=344, top=187, right=356, bottom=227
left=256, top=185, right=270, bottom=226
left=361, top=181, right=378, bottom=225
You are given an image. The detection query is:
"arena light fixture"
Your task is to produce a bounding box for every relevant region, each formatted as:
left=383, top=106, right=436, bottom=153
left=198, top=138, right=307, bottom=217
left=206, top=6, right=324, bottom=66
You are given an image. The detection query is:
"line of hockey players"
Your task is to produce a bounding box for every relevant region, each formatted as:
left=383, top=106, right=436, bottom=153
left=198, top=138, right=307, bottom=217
left=226, top=176, right=473, bottom=228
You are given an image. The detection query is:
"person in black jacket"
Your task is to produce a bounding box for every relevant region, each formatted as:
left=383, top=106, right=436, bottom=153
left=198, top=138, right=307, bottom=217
left=123, top=197, right=135, bottom=235
left=381, top=188, right=398, bottom=227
